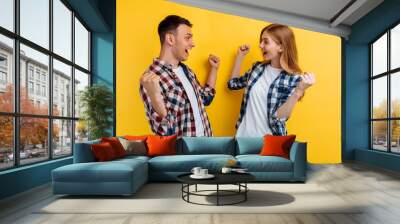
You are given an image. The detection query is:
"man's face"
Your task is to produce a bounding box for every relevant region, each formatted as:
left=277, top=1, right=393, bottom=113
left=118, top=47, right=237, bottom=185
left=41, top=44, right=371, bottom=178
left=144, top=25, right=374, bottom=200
left=170, top=24, right=195, bottom=62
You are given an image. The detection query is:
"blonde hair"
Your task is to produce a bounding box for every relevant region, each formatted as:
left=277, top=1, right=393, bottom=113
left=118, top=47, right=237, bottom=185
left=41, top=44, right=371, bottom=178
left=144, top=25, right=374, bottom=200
left=260, top=24, right=302, bottom=74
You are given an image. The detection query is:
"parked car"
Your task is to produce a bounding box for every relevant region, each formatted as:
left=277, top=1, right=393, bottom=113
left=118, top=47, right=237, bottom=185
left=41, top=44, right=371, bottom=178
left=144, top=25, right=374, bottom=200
left=7, top=150, right=32, bottom=160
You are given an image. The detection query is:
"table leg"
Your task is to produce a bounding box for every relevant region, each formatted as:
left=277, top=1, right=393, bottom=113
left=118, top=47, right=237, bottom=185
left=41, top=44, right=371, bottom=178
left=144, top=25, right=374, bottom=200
left=245, top=183, right=247, bottom=201
left=187, top=184, right=190, bottom=202
left=217, top=184, right=219, bottom=206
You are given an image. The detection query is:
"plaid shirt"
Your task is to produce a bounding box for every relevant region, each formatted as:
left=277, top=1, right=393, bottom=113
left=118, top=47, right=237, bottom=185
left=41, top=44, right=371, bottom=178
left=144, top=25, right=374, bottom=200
left=139, top=58, right=215, bottom=137
left=227, top=62, right=302, bottom=136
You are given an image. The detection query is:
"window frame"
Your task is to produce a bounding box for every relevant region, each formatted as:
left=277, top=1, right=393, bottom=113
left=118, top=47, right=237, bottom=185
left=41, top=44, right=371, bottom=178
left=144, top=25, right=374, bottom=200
left=370, top=21, right=400, bottom=154
left=0, top=0, right=92, bottom=171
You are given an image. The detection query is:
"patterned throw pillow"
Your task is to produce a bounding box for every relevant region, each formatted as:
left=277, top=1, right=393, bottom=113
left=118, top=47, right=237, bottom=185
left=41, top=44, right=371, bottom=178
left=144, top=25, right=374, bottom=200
left=118, top=137, right=147, bottom=156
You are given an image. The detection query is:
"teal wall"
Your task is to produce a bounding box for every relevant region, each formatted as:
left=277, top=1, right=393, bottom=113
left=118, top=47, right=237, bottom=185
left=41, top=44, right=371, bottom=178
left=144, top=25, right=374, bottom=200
left=91, top=32, right=114, bottom=135
left=343, top=0, right=400, bottom=171
left=0, top=0, right=115, bottom=200
left=0, top=158, right=72, bottom=199
left=92, top=33, right=114, bottom=89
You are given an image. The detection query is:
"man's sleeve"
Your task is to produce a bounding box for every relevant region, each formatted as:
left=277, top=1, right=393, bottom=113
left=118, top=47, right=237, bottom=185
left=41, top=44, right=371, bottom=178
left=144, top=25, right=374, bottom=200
left=139, top=84, right=176, bottom=135
left=198, top=83, right=216, bottom=106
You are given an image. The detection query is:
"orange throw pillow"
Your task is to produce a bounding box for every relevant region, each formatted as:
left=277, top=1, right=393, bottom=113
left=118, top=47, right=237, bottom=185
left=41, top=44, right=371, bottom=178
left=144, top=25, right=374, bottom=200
left=91, top=142, right=117, bottom=161
left=146, top=135, right=177, bottom=157
left=101, top=137, right=127, bottom=158
left=260, top=134, right=296, bottom=159
left=124, top=135, right=148, bottom=141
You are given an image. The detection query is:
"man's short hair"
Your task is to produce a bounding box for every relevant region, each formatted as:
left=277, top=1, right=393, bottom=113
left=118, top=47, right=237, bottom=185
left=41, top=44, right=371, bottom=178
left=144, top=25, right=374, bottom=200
left=158, top=15, right=192, bottom=44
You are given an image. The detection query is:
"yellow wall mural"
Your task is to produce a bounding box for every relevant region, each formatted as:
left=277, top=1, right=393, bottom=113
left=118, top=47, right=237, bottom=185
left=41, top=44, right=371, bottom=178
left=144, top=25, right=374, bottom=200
left=116, top=0, right=342, bottom=163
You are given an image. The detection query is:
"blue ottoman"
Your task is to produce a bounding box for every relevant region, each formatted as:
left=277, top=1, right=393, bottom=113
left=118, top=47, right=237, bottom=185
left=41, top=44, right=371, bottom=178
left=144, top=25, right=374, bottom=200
left=52, top=156, right=148, bottom=196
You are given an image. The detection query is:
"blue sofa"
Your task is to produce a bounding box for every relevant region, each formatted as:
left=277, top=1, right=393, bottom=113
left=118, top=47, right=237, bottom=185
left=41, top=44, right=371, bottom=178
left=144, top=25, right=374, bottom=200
left=52, top=137, right=307, bottom=196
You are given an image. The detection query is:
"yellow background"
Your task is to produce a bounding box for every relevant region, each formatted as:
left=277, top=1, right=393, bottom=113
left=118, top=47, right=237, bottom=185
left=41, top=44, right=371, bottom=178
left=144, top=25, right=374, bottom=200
left=116, top=0, right=342, bottom=163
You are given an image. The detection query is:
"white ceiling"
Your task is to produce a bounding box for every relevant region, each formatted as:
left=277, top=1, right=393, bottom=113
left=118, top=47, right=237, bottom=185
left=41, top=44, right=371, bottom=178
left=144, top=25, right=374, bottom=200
left=228, top=0, right=353, bottom=22
left=169, top=0, right=384, bottom=38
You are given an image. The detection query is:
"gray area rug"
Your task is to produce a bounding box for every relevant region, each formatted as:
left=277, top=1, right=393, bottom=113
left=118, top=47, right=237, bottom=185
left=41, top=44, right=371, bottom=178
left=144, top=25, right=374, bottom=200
left=37, top=183, right=362, bottom=214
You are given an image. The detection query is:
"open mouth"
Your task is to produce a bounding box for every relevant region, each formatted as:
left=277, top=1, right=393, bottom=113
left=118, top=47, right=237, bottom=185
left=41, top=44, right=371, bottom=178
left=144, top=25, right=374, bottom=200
left=185, top=49, right=189, bottom=54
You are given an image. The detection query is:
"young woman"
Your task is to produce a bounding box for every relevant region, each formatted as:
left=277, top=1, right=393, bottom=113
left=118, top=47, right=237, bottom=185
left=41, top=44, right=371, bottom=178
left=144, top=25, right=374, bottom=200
left=228, top=24, right=315, bottom=137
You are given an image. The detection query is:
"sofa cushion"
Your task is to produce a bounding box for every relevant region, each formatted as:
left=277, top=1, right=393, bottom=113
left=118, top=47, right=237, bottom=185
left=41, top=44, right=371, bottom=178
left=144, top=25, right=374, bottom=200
left=124, top=135, right=148, bottom=141
left=114, top=155, right=150, bottom=163
left=101, top=137, right=127, bottom=158
left=147, top=135, right=177, bottom=157
left=73, top=139, right=100, bottom=163
left=177, top=137, right=235, bottom=155
left=91, top=142, right=118, bottom=161
left=52, top=159, right=147, bottom=183
left=236, top=155, right=293, bottom=172
left=235, top=137, right=263, bottom=155
left=148, top=154, right=235, bottom=172
left=260, top=135, right=296, bottom=159
left=118, top=138, right=147, bottom=156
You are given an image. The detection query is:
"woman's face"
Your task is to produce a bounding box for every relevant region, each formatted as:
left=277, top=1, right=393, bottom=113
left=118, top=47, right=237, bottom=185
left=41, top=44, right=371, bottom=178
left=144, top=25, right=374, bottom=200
left=259, top=31, right=282, bottom=61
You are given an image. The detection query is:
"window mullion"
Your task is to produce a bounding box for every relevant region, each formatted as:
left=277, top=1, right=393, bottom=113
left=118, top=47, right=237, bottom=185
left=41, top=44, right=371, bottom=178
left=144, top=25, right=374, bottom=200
left=388, top=30, right=391, bottom=152
left=370, top=45, right=373, bottom=149
left=49, top=0, right=53, bottom=160
left=71, top=10, right=76, bottom=154
left=13, top=0, right=20, bottom=167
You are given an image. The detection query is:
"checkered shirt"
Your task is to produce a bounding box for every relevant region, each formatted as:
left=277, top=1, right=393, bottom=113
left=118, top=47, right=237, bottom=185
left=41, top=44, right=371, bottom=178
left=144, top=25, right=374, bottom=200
left=140, top=58, right=215, bottom=137
left=227, top=62, right=302, bottom=136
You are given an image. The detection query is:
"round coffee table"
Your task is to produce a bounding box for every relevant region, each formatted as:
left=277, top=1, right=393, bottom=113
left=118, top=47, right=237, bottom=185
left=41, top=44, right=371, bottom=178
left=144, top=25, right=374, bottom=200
left=177, top=172, right=255, bottom=206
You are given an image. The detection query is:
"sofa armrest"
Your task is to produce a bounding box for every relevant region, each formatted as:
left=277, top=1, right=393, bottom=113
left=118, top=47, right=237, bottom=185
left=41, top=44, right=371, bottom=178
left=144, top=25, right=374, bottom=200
left=73, top=140, right=100, bottom=163
left=289, top=142, right=307, bottom=181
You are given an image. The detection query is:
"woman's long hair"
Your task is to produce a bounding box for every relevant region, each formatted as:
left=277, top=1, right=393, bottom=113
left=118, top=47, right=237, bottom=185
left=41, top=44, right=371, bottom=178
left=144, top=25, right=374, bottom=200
left=260, top=24, right=302, bottom=74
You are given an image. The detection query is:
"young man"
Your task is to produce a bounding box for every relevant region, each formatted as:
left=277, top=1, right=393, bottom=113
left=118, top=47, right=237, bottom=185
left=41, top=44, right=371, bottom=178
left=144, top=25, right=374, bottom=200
left=139, top=15, right=220, bottom=137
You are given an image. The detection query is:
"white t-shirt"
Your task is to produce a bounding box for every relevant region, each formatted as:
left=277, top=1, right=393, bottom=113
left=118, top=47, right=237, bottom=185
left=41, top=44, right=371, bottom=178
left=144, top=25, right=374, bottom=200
left=173, top=66, right=205, bottom=136
left=236, top=65, right=282, bottom=137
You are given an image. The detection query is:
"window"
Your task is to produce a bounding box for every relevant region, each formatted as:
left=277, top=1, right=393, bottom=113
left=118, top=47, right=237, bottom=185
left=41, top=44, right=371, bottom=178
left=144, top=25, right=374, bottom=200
left=0, top=0, right=91, bottom=170
left=0, top=71, right=6, bottom=84
left=35, top=70, right=40, bottom=81
left=42, top=85, right=46, bottom=97
left=35, top=84, right=40, bottom=95
left=20, top=117, right=49, bottom=165
left=0, top=54, right=7, bottom=67
left=53, top=0, right=72, bottom=60
left=28, top=67, right=34, bottom=80
left=53, top=59, right=71, bottom=117
left=20, top=0, right=49, bottom=49
left=371, top=23, right=400, bottom=154
left=0, top=53, right=7, bottom=87
left=0, top=34, right=13, bottom=113
left=74, top=69, right=89, bottom=119
left=53, top=119, right=72, bottom=158
left=0, top=0, right=14, bottom=32
left=28, top=81, right=34, bottom=94
left=74, top=18, right=89, bottom=70
left=0, top=116, right=13, bottom=170
left=0, top=54, right=8, bottom=88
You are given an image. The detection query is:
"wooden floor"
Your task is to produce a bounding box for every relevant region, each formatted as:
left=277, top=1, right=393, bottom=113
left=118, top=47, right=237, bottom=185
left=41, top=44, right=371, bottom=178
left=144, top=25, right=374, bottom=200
left=1, top=162, right=400, bottom=224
